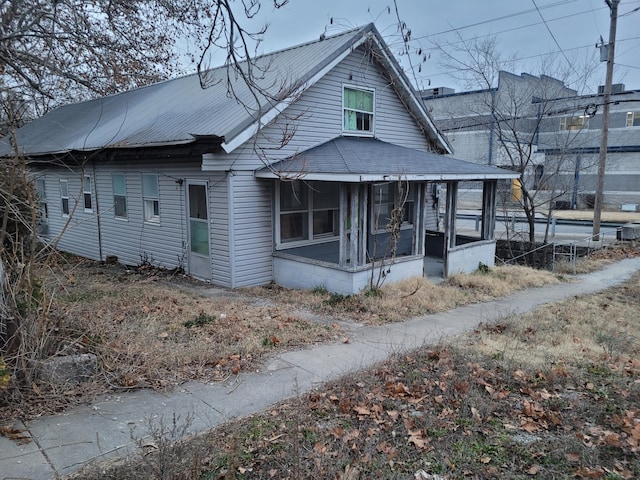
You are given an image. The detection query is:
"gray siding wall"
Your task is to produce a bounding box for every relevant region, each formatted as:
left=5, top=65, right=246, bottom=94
left=229, top=172, right=273, bottom=287
left=203, top=45, right=435, bottom=172
left=203, top=44, right=436, bottom=287
left=34, top=44, right=444, bottom=289
left=32, top=159, right=231, bottom=284
left=33, top=168, right=101, bottom=261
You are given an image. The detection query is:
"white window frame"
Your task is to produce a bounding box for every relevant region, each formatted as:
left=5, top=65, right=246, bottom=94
left=560, top=115, right=588, bottom=131
left=370, top=183, right=414, bottom=234
left=83, top=175, right=93, bottom=213
left=627, top=111, right=640, bottom=127
left=60, top=179, right=70, bottom=216
left=276, top=181, right=340, bottom=247
left=112, top=173, right=128, bottom=219
left=141, top=173, right=160, bottom=223
left=342, top=85, right=375, bottom=136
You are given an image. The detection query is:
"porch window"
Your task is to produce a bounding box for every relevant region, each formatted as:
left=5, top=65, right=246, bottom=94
left=312, top=183, right=339, bottom=237
left=60, top=179, right=69, bottom=216
left=279, top=181, right=340, bottom=243
left=343, top=86, right=374, bottom=134
left=142, top=173, right=160, bottom=223
left=371, top=183, right=413, bottom=231
left=112, top=173, right=127, bottom=218
left=83, top=175, right=92, bottom=212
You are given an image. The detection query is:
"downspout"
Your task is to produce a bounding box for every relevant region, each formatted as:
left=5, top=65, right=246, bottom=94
left=227, top=171, right=236, bottom=288
left=92, top=158, right=103, bottom=261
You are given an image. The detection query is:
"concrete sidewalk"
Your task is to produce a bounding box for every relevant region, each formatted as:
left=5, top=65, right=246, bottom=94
left=2, top=258, right=640, bottom=479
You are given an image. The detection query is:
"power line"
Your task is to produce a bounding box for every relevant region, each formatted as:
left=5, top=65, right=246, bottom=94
left=411, top=0, right=581, bottom=41
left=412, top=36, right=640, bottom=83
left=407, top=7, right=608, bottom=54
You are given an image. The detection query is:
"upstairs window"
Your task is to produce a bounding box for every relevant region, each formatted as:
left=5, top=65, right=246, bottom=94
left=60, top=179, right=69, bottom=216
left=83, top=176, right=92, bottom=212
left=343, top=86, right=374, bottom=134
left=627, top=111, right=640, bottom=127
left=142, top=174, right=160, bottom=222
left=560, top=115, right=587, bottom=131
left=112, top=173, right=127, bottom=219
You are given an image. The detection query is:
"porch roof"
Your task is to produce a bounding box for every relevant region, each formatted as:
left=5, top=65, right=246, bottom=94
left=255, top=136, right=519, bottom=182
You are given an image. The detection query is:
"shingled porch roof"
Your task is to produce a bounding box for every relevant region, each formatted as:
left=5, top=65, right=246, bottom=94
left=255, top=136, right=518, bottom=182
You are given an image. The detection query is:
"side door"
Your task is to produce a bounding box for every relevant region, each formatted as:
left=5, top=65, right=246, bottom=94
left=186, top=180, right=211, bottom=280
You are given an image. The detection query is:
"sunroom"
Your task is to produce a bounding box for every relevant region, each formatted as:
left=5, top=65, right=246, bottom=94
left=255, top=136, right=518, bottom=294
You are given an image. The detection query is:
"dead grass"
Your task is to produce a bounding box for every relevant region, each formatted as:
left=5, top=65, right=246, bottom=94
left=70, top=273, right=640, bottom=480
left=246, top=264, right=561, bottom=324
left=554, top=242, right=640, bottom=274
left=2, top=244, right=635, bottom=420
left=462, top=274, right=640, bottom=370
left=0, top=258, right=340, bottom=419
left=59, top=262, right=338, bottom=386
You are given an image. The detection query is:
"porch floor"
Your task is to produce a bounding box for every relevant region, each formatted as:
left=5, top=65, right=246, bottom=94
left=424, top=255, right=445, bottom=284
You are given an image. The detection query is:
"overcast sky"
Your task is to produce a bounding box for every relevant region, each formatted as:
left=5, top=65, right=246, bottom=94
left=205, top=0, right=640, bottom=95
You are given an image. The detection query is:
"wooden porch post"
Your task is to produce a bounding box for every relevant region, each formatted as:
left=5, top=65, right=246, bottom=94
left=443, top=181, right=458, bottom=277
left=358, top=184, right=368, bottom=266
left=349, top=184, right=359, bottom=269
left=481, top=180, right=497, bottom=240
left=339, top=184, right=348, bottom=267
left=412, top=183, right=425, bottom=256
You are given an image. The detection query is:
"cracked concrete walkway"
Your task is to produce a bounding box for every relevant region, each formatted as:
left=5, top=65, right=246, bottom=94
left=2, top=257, right=639, bottom=479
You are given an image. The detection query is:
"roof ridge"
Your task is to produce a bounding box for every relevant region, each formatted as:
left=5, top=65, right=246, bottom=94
left=49, top=24, right=374, bottom=110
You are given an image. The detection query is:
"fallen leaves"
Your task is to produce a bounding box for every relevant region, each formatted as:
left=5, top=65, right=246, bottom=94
left=0, top=424, right=32, bottom=445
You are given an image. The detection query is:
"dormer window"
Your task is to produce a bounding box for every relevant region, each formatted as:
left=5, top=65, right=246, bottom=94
left=343, top=86, right=374, bottom=134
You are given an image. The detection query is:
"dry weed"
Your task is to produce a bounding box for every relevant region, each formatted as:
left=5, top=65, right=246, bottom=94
left=460, top=273, right=640, bottom=371
left=56, top=263, right=337, bottom=389
left=73, top=273, right=640, bottom=480
left=247, top=264, right=561, bottom=325
left=445, top=265, right=560, bottom=298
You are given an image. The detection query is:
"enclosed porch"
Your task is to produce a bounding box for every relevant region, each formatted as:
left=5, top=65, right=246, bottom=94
left=256, top=136, right=517, bottom=294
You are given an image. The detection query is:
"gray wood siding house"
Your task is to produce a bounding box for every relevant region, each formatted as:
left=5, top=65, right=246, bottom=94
left=2, top=24, right=516, bottom=294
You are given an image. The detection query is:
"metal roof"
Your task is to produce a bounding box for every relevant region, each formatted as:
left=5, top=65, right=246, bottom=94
left=1, top=24, right=450, bottom=158
left=255, top=136, right=519, bottom=182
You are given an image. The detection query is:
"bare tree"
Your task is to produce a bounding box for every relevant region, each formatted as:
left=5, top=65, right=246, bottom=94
left=0, top=0, right=289, bottom=126
left=0, top=0, right=289, bottom=395
left=432, top=35, right=598, bottom=242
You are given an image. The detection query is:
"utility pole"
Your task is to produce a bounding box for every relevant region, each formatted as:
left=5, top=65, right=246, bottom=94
left=593, top=0, right=620, bottom=241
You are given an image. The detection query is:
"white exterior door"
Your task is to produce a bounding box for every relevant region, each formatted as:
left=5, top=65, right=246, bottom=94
left=187, top=181, right=211, bottom=280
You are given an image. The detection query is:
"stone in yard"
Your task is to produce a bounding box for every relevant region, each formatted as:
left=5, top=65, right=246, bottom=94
left=38, top=353, right=97, bottom=386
